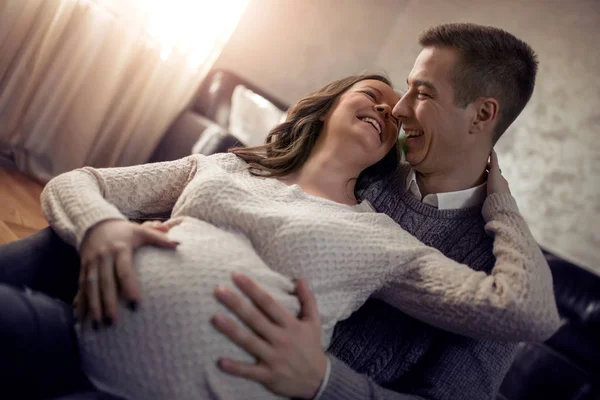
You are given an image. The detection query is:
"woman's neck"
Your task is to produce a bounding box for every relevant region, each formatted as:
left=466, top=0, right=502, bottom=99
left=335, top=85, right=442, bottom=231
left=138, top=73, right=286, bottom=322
left=279, top=150, right=361, bottom=205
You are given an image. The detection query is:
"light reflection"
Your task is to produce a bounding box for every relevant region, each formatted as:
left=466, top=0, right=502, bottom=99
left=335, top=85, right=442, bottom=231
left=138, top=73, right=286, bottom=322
left=90, top=0, right=250, bottom=68
left=143, top=0, right=250, bottom=67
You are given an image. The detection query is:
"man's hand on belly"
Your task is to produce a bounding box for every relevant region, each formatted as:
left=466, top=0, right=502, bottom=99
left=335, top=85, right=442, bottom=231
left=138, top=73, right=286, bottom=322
left=212, top=273, right=328, bottom=399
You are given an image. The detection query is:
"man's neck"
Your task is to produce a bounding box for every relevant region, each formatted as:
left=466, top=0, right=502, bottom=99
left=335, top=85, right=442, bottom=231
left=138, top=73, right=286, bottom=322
left=415, top=165, right=487, bottom=197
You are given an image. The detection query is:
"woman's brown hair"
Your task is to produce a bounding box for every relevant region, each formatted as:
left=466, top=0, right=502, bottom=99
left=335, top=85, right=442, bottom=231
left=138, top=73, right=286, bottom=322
left=230, top=74, right=401, bottom=196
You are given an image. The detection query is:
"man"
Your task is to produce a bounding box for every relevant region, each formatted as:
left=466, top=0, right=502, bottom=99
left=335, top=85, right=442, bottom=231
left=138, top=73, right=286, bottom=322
left=210, top=23, right=541, bottom=399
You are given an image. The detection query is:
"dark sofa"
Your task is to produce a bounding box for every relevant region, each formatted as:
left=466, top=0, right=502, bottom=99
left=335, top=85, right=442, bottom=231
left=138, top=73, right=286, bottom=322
left=150, top=69, right=288, bottom=163
left=498, top=251, right=600, bottom=400
left=149, top=69, right=600, bottom=400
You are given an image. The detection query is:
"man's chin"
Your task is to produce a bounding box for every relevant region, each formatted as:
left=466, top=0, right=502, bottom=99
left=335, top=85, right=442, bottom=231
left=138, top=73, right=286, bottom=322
left=405, top=153, right=425, bottom=167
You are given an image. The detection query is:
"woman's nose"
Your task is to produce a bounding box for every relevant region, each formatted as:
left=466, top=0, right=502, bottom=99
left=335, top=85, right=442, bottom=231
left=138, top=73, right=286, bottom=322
left=375, top=104, right=392, bottom=119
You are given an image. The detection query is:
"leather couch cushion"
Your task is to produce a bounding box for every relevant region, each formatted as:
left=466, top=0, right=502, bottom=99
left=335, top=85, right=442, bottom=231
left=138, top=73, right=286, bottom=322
left=499, top=343, right=593, bottom=400
left=550, top=255, right=600, bottom=328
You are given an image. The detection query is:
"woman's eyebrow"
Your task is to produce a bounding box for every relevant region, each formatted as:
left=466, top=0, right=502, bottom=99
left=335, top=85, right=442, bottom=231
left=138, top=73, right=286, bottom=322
left=363, top=86, right=384, bottom=97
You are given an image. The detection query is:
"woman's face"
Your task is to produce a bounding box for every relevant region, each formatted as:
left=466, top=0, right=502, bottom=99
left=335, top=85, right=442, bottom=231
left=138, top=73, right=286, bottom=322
left=322, top=79, right=400, bottom=168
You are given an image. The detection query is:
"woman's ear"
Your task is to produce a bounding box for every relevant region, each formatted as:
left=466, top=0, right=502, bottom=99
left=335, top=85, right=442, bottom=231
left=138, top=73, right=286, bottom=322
left=470, top=97, right=499, bottom=134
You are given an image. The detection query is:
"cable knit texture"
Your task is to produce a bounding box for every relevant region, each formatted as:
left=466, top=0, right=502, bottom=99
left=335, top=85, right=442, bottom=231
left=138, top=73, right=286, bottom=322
left=41, top=153, right=559, bottom=400
left=322, top=165, right=555, bottom=400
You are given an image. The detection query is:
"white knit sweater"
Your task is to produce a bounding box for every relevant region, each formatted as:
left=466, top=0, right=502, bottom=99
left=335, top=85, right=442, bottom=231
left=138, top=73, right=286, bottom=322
left=41, top=153, right=560, bottom=400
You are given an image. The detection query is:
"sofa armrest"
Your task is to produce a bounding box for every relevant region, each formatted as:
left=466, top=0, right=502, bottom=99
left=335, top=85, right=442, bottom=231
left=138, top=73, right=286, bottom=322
left=150, top=112, right=222, bottom=162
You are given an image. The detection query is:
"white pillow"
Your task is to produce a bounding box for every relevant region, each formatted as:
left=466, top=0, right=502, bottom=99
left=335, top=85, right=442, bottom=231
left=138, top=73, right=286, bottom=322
left=191, top=123, right=226, bottom=155
left=228, top=85, right=286, bottom=147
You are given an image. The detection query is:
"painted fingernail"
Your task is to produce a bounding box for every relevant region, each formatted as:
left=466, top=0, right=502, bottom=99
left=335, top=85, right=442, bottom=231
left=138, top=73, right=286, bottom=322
left=92, top=320, right=100, bottom=331
left=128, top=301, right=138, bottom=312
left=103, top=317, right=113, bottom=327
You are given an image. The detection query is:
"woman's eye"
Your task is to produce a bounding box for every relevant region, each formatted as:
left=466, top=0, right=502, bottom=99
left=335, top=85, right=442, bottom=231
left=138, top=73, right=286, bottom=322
left=363, top=91, right=376, bottom=100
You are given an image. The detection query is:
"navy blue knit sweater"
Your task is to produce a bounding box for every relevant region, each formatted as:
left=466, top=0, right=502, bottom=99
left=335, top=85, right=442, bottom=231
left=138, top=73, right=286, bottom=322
left=322, top=164, right=517, bottom=400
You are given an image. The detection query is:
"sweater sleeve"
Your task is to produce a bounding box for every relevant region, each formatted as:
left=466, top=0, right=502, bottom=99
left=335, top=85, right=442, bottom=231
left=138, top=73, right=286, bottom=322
left=374, top=192, right=560, bottom=342
left=321, top=336, right=515, bottom=400
left=318, top=357, right=425, bottom=400
left=41, top=155, right=201, bottom=250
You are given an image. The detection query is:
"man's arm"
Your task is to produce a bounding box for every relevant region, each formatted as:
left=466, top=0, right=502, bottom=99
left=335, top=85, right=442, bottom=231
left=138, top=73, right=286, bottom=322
left=319, top=356, right=425, bottom=400
left=321, top=340, right=514, bottom=400
left=213, top=273, right=516, bottom=400
left=382, top=335, right=516, bottom=400
left=212, top=274, right=423, bottom=399
left=322, top=298, right=516, bottom=400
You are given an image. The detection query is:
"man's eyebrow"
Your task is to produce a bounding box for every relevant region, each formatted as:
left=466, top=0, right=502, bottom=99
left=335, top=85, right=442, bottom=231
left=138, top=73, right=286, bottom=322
left=406, top=79, right=438, bottom=95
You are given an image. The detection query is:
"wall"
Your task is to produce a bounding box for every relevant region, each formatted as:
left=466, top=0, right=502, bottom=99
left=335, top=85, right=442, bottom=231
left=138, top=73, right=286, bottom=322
left=216, top=0, right=600, bottom=273
left=376, top=0, right=600, bottom=274
left=214, top=0, right=408, bottom=103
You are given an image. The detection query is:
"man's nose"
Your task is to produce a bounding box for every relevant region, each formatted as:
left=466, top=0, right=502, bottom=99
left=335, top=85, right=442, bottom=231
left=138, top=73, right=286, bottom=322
left=392, top=94, right=412, bottom=121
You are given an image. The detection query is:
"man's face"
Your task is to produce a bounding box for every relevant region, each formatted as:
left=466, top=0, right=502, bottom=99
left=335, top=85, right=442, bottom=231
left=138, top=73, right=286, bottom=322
left=392, top=47, right=477, bottom=173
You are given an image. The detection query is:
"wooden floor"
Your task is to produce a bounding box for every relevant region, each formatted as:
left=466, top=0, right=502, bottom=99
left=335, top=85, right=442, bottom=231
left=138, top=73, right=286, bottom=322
left=0, top=167, right=47, bottom=245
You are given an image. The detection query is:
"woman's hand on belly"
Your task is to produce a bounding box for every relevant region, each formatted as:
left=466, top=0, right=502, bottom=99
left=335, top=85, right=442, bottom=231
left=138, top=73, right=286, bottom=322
left=76, top=219, right=180, bottom=329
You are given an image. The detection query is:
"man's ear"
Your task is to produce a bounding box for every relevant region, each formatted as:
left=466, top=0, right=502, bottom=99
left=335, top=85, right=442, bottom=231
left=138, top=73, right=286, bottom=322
left=470, top=97, right=499, bottom=134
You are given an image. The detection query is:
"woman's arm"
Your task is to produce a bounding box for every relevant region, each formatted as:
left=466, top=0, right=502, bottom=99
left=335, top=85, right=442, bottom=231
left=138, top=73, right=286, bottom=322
left=41, top=155, right=201, bottom=249
left=42, top=155, right=203, bottom=324
left=376, top=192, right=560, bottom=342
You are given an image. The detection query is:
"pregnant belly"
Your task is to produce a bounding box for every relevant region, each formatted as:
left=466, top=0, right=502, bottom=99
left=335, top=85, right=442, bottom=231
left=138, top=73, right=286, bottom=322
left=77, top=217, right=299, bottom=400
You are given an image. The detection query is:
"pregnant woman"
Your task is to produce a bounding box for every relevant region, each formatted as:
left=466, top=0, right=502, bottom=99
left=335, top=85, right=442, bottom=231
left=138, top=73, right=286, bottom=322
left=2, top=74, right=559, bottom=400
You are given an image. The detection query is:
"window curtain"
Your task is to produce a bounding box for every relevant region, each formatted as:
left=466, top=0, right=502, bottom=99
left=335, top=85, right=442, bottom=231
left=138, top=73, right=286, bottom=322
left=0, top=0, right=249, bottom=182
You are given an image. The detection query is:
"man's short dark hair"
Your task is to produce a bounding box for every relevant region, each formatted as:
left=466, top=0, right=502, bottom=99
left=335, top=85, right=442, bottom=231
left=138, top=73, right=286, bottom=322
left=419, top=23, right=538, bottom=143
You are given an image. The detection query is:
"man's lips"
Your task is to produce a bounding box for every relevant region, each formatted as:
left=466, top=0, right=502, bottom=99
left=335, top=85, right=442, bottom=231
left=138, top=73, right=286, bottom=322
left=403, top=128, right=424, bottom=139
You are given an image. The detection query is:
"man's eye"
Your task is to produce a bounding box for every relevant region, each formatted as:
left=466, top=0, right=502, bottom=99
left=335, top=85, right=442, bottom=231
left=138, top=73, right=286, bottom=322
left=417, top=92, right=430, bottom=98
